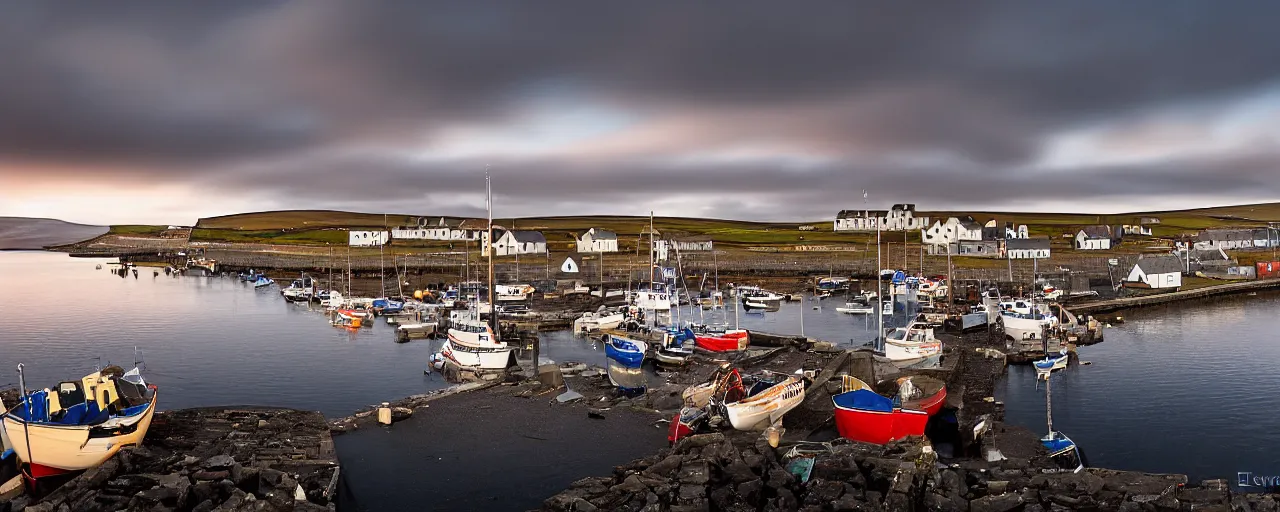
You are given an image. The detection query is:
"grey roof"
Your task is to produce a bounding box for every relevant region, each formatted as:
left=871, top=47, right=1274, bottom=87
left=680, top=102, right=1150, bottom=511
left=891, top=204, right=917, bottom=211
left=958, top=216, right=983, bottom=230
left=1189, top=248, right=1229, bottom=262
left=1078, top=225, right=1112, bottom=239
left=1197, top=229, right=1253, bottom=242
left=1135, top=255, right=1184, bottom=275
left=1005, top=238, right=1050, bottom=250
left=837, top=209, right=889, bottom=219
left=512, top=231, right=546, bottom=243
left=585, top=228, right=617, bottom=240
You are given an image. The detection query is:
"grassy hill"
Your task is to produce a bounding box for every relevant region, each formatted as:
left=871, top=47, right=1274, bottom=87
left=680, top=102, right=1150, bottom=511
left=0, top=217, right=108, bottom=250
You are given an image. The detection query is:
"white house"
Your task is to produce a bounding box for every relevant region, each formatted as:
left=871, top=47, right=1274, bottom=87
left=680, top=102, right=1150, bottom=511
left=652, top=237, right=714, bottom=261
left=1252, top=228, right=1279, bottom=248
left=577, top=228, right=619, bottom=253
left=489, top=230, right=547, bottom=256
left=921, top=216, right=983, bottom=245
left=1004, top=223, right=1029, bottom=240
left=1194, top=229, right=1254, bottom=250
left=348, top=230, right=388, bottom=247
left=1004, top=238, right=1050, bottom=259
left=1121, top=225, right=1153, bottom=236
left=1125, top=255, right=1183, bottom=289
left=1074, top=226, right=1115, bottom=250
left=834, top=204, right=929, bottom=232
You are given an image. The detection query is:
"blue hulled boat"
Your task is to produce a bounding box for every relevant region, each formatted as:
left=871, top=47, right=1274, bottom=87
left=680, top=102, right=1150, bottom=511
left=605, top=335, right=648, bottom=394
left=252, top=276, right=275, bottom=288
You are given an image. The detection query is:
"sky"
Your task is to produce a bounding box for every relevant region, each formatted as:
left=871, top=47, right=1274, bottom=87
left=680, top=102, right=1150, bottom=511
left=3, top=1, right=1280, bottom=225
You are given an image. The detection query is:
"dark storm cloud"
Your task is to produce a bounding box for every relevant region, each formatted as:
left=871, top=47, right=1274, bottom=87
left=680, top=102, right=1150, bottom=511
left=4, top=1, right=1280, bottom=218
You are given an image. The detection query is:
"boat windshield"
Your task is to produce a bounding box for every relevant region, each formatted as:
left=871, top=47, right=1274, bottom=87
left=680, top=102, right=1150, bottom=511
left=454, top=322, right=489, bottom=333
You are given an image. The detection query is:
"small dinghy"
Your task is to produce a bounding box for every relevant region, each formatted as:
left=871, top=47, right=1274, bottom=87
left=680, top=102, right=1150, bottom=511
left=693, top=330, right=749, bottom=352
left=1033, top=349, right=1069, bottom=379
left=831, top=375, right=945, bottom=445
left=252, top=275, right=274, bottom=288
left=835, top=302, right=875, bottom=314
left=724, top=375, right=806, bottom=431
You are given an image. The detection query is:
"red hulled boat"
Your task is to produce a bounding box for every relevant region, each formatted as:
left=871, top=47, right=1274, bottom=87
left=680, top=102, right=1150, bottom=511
left=831, top=376, right=946, bottom=445
left=693, top=330, right=749, bottom=352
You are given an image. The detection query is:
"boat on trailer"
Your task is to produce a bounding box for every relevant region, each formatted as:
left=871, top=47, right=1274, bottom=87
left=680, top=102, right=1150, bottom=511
left=3, top=365, right=158, bottom=478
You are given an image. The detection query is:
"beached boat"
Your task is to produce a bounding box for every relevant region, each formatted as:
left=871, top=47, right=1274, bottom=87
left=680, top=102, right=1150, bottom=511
left=725, top=376, right=805, bottom=431
left=960, top=304, right=989, bottom=332
left=252, top=275, right=274, bottom=288
left=440, top=317, right=514, bottom=371
left=883, top=322, right=943, bottom=368
left=605, top=335, right=648, bottom=393
left=667, top=406, right=709, bottom=444
left=572, top=309, right=625, bottom=334
left=654, top=346, right=692, bottom=367
left=681, top=368, right=746, bottom=408
left=3, top=366, right=157, bottom=476
left=1034, top=349, right=1069, bottom=379
left=831, top=376, right=944, bottom=445
left=693, top=330, right=749, bottom=352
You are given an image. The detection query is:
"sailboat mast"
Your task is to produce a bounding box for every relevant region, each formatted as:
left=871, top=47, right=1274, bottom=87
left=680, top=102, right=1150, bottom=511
left=1045, top=374, right=1054, bottom=436
left=381, top=213, right=386, bottom=297
left=648, top=211, right=655, bottom=287
left=487, top=173, right=498, bottom=340
left=876, top=206, right=883, bottom=351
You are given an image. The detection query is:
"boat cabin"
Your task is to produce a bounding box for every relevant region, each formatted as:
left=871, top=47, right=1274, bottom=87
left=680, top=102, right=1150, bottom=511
left=12, top=370, right=153, bottom=427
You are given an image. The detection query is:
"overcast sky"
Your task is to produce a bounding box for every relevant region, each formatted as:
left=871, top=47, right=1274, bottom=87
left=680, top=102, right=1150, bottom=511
left=3, top=1, right=1280, bottom=225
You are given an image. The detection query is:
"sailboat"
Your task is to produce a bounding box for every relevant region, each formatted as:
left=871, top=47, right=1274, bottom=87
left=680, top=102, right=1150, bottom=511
left=3, top=364, right=158, bottom=477
left=1039, top=368, right=1085, bottom=472
left=436, top=174, right=515, bottom=373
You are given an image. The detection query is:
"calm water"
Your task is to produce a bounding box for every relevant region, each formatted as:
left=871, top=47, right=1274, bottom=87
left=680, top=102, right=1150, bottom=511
left=0, top=251, right=446, bottom=416
left=2, top=251, right=1275, bottom=488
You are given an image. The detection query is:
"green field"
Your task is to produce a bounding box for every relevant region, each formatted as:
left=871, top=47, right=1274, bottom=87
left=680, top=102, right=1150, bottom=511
left=107, top=225, right=169, bottom=236
left=168, top=203, right=1280, bottom=251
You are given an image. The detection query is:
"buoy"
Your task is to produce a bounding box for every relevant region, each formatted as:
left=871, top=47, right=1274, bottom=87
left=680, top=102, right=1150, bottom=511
left=351, top=318, right=362, bottom=328
left=414, top=290, right=424, bottom=300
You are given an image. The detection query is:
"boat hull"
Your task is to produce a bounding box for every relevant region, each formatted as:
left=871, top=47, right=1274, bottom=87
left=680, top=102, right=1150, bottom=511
left=693, top=330, right=749, bottom=352
left=725, top=377, right=805, bottom=431
left=2, top=391, right=157, bottom=472
left=832, top=389, right=930, bottom=445
left=440, top=338, right=514, bottom=370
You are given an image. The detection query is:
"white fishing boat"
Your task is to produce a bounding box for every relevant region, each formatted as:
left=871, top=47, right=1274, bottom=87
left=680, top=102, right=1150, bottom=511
left=633, top=289, right=672, bottom=311
left=883, top=322, right=943, bottom=368
left=495, top=284, right=534, bottom=302
left=835, top=301, right=875, bottom=314
left=737, top=286, right=785, bottom=302
left=960, top=304, right=989, bottom=332
left=572, top=309, right=625, bottom=334
left=742, top=300, right=772, bottom=310
left=999, top=304, right=1058, bottom=341
left=436, top=174, right=515, bottom=372
left=3, top=365, right=157, bottom=477
left=725, top=376, right=806, bottom=431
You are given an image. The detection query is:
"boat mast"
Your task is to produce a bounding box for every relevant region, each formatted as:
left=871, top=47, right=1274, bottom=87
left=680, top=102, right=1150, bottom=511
left=380, top=213, right=386, bottom=297
left=487, top=172, right=498, bottom=341
left=876, top=198, right=883, bottom=352
left=1045, top=372, right=1054, bottom=436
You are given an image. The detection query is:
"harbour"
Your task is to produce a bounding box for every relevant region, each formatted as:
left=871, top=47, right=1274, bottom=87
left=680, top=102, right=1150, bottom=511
left=2, top=249, right=1280, bottom=509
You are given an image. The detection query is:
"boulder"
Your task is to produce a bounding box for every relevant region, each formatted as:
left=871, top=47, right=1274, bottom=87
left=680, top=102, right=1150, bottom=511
left=677, top=461, right=710, bottom=485
left=969, top=493, right=1024, bottom=512
left=202, top=455, right=237, bottom=470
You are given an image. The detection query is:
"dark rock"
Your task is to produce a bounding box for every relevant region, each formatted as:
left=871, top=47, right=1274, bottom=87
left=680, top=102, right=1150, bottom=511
left=194, top=470, right=231, bottom=481
left=133, top=486, right=181, bottom=507
left=587, top=409, right=607, bottom=420
left=924, top=491, right=966, bottom=512
left=670, top=502, right=708, bottom=512
left=191, top=500, right=216, bottom=512
left=676, top=484, right=706, bottom=502
left=677, top=461, right=710, bottom=485
left=803, top=479, right=844, bottom=506
left=202, top=455, right=236, bottom=470
left=832, top=493, right=872, bottom=511
left=939, top=469, right=966, bottom=496
left=644, top=454, right=683, bottom=477
left=191, top=481, right=221, bottom=505
left=723, top=460, right=757, bottom=484
left=258, top=469, right=287, bottom=488
left=672, top=433, right=725, bottom=454
left=883, top=492, right=911, bottom=511
left=987, top=480, right=1009, bottom=494
left=765, top=468, right=795, bottom=490
left=736, top=479, right=763, bottom=505
left=969, top=493, right=1024, bottom=512
left=105, top=474, right=159, bottom=495
left=611, top=475, right=650, bottom=495
left=650, top=393, right=684, bottom=411
left=235, top=467, right=261, bottom=494
left=709, top=486, right=736, bottom=508
left=771, top=488, right=798, bottom=510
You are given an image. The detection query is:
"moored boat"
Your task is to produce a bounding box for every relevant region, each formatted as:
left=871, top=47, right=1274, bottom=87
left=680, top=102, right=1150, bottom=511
left=1033, top=349, right=1069, bottom=379
left=3, top=365, right=157, bottom=477
left=572, top=309, right=625, bottom=334
left=835, top=302, right=874, bottom=314
left=724, top=376, right=805, bottom=431
left=693, top=330, right=749, bottom=352
left=440, top=316, right=515, bottom=371
left=252, top=275, right=274, bottom=288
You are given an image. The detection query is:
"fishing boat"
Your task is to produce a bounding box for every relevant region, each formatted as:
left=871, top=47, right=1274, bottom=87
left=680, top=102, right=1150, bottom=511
left=999, top=307, right=1057, bottom=341
left=604, top=335, right=648, bottom=393
left=281, top=275, right=315, bottom=302
left=742, top=300, right=772, bottom=311
left=252, top=275, right=274, bottom=288
left=440, top=316, right=515, bottom=371
left=3, top=365, right=157, bottom=477
left=693, top=330, right=749, bottom=352
left=960, top=304, right=989, bottom=332
left=815, top=277, right=850, bottom=291
left=572, top=309, right=625, bottom=334
left=835, top=301, right=875, bottom=314
left=494, top=284, right=535, bottom=302
left=331, top=312, right=362, bottom=328
left=1033, top=348, right=1069, bottom=379
left=737, top=286, right=785, bottom=302
left=724, top=376, right=805, bottom=431
left=882, top=322, right=944, bottom=368
left=831, top=376, right=944, bottom=445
